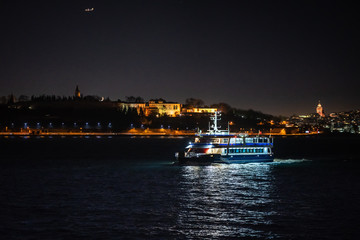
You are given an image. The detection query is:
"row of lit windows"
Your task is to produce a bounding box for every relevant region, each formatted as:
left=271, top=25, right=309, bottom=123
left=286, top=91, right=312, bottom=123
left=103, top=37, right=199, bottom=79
left=225, top=138, right=271, bottom=144
left=245, top=138, right=269, bottom=143
left=226, top=148, right=265, bottom=154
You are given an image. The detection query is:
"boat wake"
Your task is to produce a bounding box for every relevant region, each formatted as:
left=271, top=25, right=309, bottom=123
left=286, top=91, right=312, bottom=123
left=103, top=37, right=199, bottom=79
left=272, top=158, right=311, bottom=164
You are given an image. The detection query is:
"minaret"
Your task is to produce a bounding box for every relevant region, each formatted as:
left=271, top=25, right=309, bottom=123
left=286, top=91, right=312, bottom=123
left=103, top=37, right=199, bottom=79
left=316, top=101, right=325, bottom=117
left=75, top=85, right=81, bottom=98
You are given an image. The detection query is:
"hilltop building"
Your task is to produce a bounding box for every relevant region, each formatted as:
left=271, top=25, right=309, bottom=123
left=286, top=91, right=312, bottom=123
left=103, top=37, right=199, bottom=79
left=116, top=100, right=181, bottom=117
left=181, top=107, right=217, bottom=115
left=117, top=101, right=218, bottom=117
left=145, top=100, right=181, bottom=117
left=316, top=101, right=325, bottom=117
left=117, top=100, right=219, bottom=118
left=117, top=102, right=146, bottom=115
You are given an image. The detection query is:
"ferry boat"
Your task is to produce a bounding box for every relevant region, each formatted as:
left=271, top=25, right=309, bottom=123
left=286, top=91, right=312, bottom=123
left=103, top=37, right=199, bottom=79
left=175, top=112, right=274, bottom=164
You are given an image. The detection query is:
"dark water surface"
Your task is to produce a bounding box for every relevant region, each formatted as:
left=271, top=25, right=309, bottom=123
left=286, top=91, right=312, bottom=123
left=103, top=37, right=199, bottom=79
left=1, top=135, right=360, bottom=239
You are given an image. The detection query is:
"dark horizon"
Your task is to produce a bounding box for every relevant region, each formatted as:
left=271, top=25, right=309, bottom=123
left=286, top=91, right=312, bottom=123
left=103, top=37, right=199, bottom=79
left=1, top=0, right=359, bottom=116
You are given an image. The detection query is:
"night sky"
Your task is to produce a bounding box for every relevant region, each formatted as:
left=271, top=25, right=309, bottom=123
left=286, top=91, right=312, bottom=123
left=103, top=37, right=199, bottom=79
left=1, top=0, right=359, bottom=116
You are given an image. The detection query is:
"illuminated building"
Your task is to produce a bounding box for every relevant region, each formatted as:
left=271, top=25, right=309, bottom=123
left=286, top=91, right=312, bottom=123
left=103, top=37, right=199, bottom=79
left=181, top=107, right=218, bottom=115
left=117, top=102, right=146, bottom=115
left=182, top=107, right=217, bottom=114
left=145, top=100, right=181, bottom=117
left=316, top=101, right=325, bottom=117
left=75, top=85, right=81, bottom=98
left=117, top=100, right=181, bottom=117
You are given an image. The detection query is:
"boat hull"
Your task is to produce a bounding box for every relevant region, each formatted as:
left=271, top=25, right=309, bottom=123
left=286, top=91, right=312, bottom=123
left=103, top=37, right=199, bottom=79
left=175, top=152, right=221, bottom=165
left=216, top=154, right=274, bottom=164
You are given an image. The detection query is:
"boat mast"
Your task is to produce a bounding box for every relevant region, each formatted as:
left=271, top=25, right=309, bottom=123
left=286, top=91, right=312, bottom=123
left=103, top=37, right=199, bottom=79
left=213, top=111, right=219, bottom=131
left=210, top=111, right=220, bottom=133
left=207, top=111, right=229, bottom=135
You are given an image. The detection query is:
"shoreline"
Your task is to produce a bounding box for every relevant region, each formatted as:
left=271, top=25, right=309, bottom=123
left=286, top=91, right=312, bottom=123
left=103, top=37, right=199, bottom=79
left=0, top=130, right=323, bottom=137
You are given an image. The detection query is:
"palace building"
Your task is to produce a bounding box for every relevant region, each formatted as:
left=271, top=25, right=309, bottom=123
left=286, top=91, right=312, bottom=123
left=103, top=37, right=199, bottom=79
left=116, top=100, right=181, bottom=117
left=145, top=100, right=181, bottom=117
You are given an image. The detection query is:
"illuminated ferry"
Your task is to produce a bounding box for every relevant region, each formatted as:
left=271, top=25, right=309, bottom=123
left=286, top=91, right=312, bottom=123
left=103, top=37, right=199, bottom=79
left=175, top=112, right=274, bottom=164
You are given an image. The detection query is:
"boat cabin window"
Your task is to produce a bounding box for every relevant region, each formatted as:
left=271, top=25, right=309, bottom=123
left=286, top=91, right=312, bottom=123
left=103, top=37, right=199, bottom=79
left=229, top=138, right=242, bottom=144
left=198, top=138, right=211, bottom=143
left=222, top=138, right=229, bottom=144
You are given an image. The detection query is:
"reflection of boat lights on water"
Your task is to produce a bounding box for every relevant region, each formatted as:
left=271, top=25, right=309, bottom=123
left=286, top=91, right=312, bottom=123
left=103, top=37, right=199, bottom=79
left=176, top=164, right=276, bottom=238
